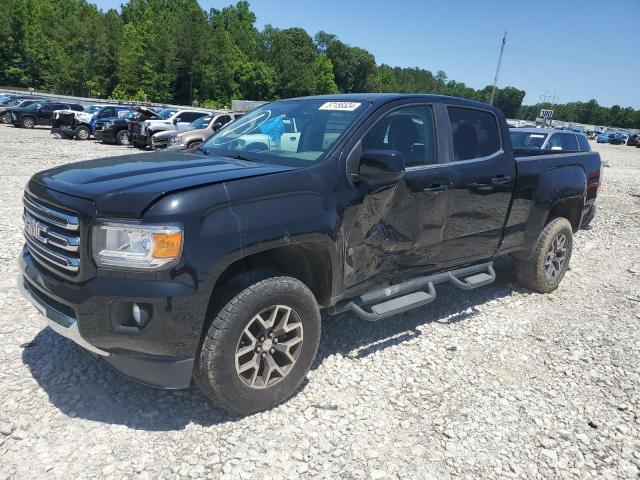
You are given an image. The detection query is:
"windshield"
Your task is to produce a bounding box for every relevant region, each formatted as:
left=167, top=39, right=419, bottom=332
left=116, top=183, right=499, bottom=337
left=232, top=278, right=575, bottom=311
left=156, top=108, right=177, bottom=119
left=189, top=116, right=212, bottom=129
left=25, top=103, right=41, bottom=110
left=510, top=131, right=548, bottom=149
left=84, top=105, right=104, bottom=113
left=201, top=99, right=369, bottom=165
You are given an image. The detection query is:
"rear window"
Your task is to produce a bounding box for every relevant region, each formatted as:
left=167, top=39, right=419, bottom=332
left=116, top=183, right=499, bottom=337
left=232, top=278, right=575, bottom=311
left=448, top=107, right=501, bottom=161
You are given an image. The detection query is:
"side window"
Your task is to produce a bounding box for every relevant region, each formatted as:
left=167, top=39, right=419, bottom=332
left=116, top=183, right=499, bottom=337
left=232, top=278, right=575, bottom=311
left=192, top=112, right=208, bottom=122
left=178, top=112, right=193, bottom=122
left=547, top=134, right=562, bottom=150
left=577, top=135, right=590, bottom=151
left=218, top=115, right=231, bottom=125
left=99, top=108, right=115, bottom=118
left=560, top=134, right=579, bottom=151
left=362, top=105, right=437, bottom=167
left=40, top=104, right=55, bottom=111
left=448, top=106, right=501, bottom=161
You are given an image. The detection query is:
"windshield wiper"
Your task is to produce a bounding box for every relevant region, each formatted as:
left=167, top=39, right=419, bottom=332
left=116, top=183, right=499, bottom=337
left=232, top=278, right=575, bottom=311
left=196, top=146, right=211, bottom=156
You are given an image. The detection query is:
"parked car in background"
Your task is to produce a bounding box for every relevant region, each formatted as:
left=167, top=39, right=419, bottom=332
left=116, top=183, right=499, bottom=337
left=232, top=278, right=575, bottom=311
left=628, top=134, right=640, bottom=146
left=19, top=94, right=602, bottom=415
left=509, top=128, right=590, bottom=152
left=94, top=107, right=164, bottom=145
left=0, top=98, right=45, bottom=123
left=596, top=132, right=614, bottom=143
left=608, top=133, right=627, bottom=145
left=52, top=105, right=131, bottom=140
left=151, top=111, right=240, bottom=150
left=0, top=94, right=39, bottom=107
left=129, top=108, right=210, bottom=149
left=10, top=102, right=83, bottom=128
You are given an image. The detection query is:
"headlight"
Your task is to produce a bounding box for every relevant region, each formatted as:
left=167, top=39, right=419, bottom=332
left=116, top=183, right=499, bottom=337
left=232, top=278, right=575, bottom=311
left=93, top=222, right=183, bottom=270
left=169, top=135, right=180, bottom=144
left=104, top=121, right=114, bottom=128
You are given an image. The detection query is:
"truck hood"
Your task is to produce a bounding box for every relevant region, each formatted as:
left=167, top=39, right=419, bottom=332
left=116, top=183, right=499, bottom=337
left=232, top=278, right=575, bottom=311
left=31, top=150, right=295, bottom=217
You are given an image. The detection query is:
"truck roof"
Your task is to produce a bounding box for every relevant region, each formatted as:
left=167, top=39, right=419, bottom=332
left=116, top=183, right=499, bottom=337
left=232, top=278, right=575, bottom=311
left=512, top=127, right=588, bottom=137
left=287, top=93, right=501, bottom=112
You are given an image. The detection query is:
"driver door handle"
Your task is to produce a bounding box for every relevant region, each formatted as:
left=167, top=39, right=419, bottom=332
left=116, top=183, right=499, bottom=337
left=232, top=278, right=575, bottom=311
left=423, top=184, right=447, bottom=194
left=491, top=175, right=511, bottom=185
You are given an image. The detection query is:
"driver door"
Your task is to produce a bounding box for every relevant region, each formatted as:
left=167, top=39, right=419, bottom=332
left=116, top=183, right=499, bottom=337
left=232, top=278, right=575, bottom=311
left=341, top=102, right=452, bottom=290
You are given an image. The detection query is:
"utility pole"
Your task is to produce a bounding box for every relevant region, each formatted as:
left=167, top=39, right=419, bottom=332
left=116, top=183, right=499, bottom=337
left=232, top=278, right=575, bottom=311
left=489, top=30, right=507, bottom=105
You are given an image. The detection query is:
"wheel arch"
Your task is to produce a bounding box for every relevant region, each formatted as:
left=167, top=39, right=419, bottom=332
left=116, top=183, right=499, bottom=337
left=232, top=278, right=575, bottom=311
left=198, top=241, right=336, bottom=346
left=546, top=196, right=583, bottom=232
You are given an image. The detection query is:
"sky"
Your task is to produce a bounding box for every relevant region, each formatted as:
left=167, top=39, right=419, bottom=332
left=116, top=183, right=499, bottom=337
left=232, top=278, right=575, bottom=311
left=93, top=0, right=640, bottom=108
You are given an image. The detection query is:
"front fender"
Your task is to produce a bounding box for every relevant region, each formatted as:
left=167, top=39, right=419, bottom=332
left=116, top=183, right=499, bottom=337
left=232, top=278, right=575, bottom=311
left=143, top=163, right=344, bottom=306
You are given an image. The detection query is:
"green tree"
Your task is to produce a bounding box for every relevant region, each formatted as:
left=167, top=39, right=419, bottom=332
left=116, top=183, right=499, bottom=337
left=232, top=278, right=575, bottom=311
left=263, top=26, right=327, bottom=97
left=493, top=86, right=526, bottom=118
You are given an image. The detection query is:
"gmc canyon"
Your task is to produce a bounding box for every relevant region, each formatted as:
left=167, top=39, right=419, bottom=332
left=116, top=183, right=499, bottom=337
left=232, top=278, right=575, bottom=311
left=19, top=94, right=601, bottom=415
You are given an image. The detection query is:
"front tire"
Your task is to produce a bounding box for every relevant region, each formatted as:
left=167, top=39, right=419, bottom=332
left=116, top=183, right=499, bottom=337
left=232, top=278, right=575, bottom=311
left=195, top=272, right=321, bottom=415
left=516, top=217, right=573, bottom=293
left=74, top=125, right=90, bottom=140
left=116, top=129, right=130, bottom=145
left=21, top=116, right=35, bottom=128
left=0, top=113, right=10, bottom=124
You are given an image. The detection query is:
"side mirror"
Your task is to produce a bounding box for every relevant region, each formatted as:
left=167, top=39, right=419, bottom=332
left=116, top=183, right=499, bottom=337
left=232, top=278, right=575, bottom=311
left=172, top=118, right=179, bottom=124
left=212, top=122, right=223, bottom=131
left=353, top=150, right=405, bottom=183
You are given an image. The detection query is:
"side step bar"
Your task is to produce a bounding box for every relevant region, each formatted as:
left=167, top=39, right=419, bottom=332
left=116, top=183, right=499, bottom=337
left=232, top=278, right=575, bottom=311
left=332, top=262, right=496, bottom=322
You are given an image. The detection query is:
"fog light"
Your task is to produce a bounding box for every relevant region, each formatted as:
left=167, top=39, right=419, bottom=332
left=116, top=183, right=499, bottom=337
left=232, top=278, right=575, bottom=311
left=132, top=303, right=151, bottom=327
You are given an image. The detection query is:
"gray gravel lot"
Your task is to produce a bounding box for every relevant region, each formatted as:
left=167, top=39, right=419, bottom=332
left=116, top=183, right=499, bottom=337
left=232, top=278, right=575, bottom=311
left=1, top=125, right=639, bottom=479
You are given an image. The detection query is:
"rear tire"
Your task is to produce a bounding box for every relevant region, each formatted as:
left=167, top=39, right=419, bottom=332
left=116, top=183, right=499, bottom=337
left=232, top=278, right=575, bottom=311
left=116, top=129, right=130, bottom=145
left=516, top=217, right=573, bottom=293
left=195, top=272, right=321, bottom=415
left=21, top=116, right=35, bottom=128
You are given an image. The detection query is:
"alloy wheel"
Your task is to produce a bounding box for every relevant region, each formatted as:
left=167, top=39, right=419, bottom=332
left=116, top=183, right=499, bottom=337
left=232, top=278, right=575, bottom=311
left=544, top=232, right=568, bottom=281
left=235, top=304, right=304, bottom=389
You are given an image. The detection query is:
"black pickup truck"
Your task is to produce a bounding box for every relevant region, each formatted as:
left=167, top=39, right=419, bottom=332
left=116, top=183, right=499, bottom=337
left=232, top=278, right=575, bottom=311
left=94, top=107, right=164, bottom=145
left=19, top=94, right=601, bottom=415
left=10, top=102, right=84, bottom=128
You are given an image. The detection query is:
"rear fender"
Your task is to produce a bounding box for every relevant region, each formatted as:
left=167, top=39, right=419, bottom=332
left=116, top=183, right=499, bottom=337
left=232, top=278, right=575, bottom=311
left=518, top=165, right=586, bottom=258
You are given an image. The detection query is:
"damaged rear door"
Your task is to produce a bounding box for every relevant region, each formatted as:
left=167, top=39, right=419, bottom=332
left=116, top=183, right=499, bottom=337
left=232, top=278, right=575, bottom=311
left=341, top=101, right=452, bottom=289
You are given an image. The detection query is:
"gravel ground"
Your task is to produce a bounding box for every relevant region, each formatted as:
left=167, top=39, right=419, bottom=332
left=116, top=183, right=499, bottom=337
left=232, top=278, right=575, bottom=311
left=0, top=125, right=639, bottom=480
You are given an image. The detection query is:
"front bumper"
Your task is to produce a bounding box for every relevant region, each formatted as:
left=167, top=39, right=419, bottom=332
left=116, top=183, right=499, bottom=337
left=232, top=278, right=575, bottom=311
left=19, top=247, right=206, bottom=389
left=19, top=276, right=109, bottom=356
left=151, top=137, right=173, bottom=150
left=94, top=128, right=116, bottom=142
left=50, top=126, right=77, bottom=139
left=133, top=133, right=150, bottom=147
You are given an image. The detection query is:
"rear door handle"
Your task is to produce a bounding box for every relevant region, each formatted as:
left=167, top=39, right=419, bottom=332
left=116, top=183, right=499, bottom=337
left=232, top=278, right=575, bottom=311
left=423, top=184, right=447, bottom=194
left=491, top=176, right=511, bottom=185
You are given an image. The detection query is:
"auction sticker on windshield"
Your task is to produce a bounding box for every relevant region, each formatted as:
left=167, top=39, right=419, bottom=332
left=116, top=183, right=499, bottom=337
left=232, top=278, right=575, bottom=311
left=318, top=102, right=361, bottom=111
